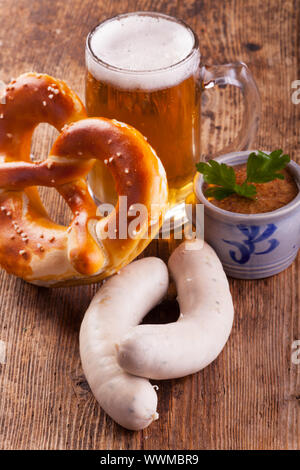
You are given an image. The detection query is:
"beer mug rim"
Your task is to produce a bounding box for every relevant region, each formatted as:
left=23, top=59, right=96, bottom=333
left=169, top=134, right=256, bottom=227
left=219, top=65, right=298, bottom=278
left=86, top=11, right=200, bottom=75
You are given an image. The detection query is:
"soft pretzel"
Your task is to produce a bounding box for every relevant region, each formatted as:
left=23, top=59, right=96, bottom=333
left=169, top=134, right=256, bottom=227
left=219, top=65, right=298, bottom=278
left=0, top=73, right=168, bottom=286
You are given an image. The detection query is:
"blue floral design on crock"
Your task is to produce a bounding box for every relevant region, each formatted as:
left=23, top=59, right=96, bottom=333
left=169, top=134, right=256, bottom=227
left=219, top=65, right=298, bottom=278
left=222, top=224, right=280, bottom=264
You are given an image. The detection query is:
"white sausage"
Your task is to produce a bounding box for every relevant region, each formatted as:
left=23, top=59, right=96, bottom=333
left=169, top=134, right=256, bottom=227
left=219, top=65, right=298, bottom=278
left=79, top=257, right=169, bottom=430
left=117, top=240, right=234, bottom=380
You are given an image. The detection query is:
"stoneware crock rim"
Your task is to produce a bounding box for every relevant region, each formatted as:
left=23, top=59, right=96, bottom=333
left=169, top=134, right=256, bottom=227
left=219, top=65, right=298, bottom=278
left=194, top=150, right=300, bottom=223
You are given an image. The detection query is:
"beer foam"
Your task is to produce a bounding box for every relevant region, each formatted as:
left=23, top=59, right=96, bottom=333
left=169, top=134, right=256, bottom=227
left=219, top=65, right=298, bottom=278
left=87, top=14, right=200, bottom=91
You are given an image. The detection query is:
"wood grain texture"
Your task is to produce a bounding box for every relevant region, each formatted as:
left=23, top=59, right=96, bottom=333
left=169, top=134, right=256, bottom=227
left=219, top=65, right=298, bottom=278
left=0, top=0, right=299, bottom=450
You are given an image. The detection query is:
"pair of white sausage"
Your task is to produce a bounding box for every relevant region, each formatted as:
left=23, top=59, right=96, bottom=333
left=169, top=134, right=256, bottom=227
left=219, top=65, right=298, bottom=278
left=79, top=240, right=234, bottom=430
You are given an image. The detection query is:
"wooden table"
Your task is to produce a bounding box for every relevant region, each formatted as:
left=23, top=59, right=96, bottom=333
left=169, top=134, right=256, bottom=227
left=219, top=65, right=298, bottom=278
left=0, top=0, right=299, bottom=450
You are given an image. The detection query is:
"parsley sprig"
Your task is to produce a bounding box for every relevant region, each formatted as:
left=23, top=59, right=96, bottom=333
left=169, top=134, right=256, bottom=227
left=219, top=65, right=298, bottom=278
left=196, top=150, right=290, bottom=201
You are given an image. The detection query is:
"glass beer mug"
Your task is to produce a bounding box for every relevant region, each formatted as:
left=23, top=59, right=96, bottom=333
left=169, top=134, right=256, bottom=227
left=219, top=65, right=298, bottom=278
left=85, top=11, right=260, bottom=226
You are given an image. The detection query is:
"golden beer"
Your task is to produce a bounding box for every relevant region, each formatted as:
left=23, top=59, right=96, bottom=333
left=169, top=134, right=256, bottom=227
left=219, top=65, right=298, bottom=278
left=85, top=12, right=201, bottom=221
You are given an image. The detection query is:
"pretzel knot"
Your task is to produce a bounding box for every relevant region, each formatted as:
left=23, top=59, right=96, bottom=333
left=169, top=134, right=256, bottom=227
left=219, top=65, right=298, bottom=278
left=0, top=73, right=168, bottom=286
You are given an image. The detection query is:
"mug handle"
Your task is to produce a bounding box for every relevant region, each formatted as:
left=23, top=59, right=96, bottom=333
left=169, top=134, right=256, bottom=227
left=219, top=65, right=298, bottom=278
left=201, top=61, right=261, bottom=155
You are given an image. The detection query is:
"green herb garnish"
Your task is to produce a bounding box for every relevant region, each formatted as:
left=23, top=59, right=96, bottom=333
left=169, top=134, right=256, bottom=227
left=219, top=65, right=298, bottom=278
left=196, top=149, right=290, bottom=201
